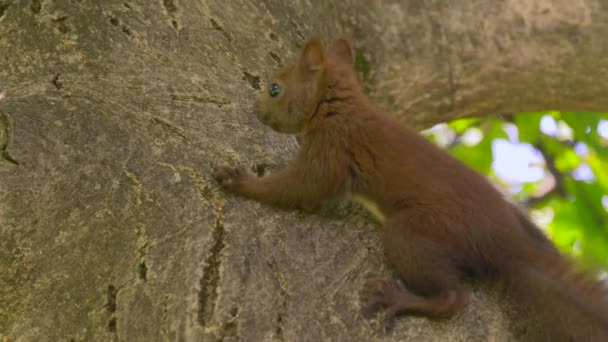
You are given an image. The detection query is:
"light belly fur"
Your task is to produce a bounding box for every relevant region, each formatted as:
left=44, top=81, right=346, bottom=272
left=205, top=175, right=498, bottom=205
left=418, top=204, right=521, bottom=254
left=350, top=194, right=386, bottom=223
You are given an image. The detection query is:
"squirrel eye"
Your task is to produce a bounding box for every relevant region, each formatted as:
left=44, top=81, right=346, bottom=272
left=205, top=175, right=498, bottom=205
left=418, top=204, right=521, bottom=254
left=269, top=83, right=281, bottom=98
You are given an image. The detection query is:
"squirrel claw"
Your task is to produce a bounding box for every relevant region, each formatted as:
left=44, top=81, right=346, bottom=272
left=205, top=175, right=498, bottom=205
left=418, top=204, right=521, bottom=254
left=361, top=297, right=384, bottom=318
left=361, top=278, right=411, bottom=333
left=383, top=310, right=397, bottom=333
left=214, top=166, right=245, bottom=191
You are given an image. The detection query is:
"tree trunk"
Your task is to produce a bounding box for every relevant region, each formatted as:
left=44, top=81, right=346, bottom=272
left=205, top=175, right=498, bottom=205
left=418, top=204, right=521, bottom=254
left=1, top=0, right=606, bottom=341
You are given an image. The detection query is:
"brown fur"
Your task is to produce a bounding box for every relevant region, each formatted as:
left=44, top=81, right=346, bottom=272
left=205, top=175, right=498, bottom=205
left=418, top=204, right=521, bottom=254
left=215, top=37, right=608, bottom=340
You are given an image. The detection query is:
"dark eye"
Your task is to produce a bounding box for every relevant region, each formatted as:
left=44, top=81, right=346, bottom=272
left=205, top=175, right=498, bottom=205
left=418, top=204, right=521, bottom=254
left=269, top=83, right=281, bottom=98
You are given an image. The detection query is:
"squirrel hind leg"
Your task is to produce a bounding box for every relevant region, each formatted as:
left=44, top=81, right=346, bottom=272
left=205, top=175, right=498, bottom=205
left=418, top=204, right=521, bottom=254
left=361, top=278, right=468, bottom=332
left=362, top=210, right=470, bottom=332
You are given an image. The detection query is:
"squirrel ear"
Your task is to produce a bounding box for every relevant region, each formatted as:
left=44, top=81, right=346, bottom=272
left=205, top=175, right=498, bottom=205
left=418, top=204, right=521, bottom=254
left=299, top=38, right=325, bottom=72
left=328, top=36, right=354, bottom=65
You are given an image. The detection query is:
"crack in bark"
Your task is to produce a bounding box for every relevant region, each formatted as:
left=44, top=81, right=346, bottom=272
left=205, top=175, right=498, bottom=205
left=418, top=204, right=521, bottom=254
left=162, top=0, right=177, bottom=13
left=197, top=199, right=226, bottom=327
left=30, top=0, right=41, bottom=15
left=0, top=2, right=10, bottom=19
left=267, top=260, right=288, bottom=342
left=209, top=17, right=232, bottom=42
left=269, top=51, right=281, bottom=65
left=0, top=111, right=19, bottom=165
left=52, top=16, right=69, bottom=34
left=151, top=116, right=189, bottom=142
left=169, top=94, right=231, bottom=107
left=173, top=164, right=228, bottom=328
left=242, top=72, right=261, bottom=90
left=106, top=284, right=118, bottom=333
left=106, top=13, right=133, bottom=37
left=161, top=0, right=179, bottom=29
left=51, top=73, right=62, bottom=90
left=160, top=294, right=171, bottom=336
left=135, top=224, right=149, bottom=282
left=123, top=171, right=153, bottom=281
left=138, top=260, right=148, bottom=281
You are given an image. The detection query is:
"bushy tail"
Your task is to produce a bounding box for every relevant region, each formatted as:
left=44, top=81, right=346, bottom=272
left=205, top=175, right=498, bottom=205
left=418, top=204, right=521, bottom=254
left=503, top=239, right=608, bottom=341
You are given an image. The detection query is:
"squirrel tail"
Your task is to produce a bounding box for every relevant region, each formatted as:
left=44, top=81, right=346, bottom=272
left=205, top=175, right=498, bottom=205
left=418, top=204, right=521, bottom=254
left=502, top=223, right=608, bottom=341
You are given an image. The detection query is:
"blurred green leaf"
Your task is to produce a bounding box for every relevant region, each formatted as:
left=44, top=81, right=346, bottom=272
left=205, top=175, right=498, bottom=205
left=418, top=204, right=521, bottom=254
left=563, top=179, right=608, bottom=266
left=448, top=118, right=479, bottom=134
left=554, top=149, right=581, bottom=171
left=588, top=155, right=608, bottom=189
left=561, top=112, right=599, bottom=140
left=539, top=135, right=582, bottom=172
left=516, top=112, right=544, bottom=143
left=549, top=199, right=584, bottom=255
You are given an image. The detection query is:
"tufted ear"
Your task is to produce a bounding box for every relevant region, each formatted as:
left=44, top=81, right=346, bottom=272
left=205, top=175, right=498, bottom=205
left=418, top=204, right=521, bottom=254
left=327, top=35, right=355, bottom=65
left=299, top=37, right=326, bottom=72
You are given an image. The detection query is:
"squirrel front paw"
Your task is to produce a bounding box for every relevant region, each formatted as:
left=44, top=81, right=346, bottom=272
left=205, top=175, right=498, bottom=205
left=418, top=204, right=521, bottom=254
left=214, top=166, right=248, bottom=193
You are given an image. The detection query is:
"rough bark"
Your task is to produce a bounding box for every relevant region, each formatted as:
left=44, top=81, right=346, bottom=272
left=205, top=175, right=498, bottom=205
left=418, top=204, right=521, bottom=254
left=1, top=0, right=607, bottom=341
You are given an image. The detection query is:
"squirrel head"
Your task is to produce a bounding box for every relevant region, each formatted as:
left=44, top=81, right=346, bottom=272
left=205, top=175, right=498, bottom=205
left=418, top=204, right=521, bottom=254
left=254, top=36, right=356, bottom=134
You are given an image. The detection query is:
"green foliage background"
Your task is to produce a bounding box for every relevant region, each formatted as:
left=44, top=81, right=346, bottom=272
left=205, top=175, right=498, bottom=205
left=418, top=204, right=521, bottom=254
left=425, top=113, right=608, bottom=270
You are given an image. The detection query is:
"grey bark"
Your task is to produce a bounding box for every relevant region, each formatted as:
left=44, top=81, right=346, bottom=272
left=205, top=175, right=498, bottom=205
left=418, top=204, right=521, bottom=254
left=1, top=0, right=606, bottom=341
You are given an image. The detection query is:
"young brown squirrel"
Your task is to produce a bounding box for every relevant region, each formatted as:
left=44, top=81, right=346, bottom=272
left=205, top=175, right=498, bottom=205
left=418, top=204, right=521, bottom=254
left=214, top=36, right=608, bottom=340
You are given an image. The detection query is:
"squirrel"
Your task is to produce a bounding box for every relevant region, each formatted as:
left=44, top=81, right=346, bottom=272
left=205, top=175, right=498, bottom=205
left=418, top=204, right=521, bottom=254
left=214, top=36, right=608, bottom=340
